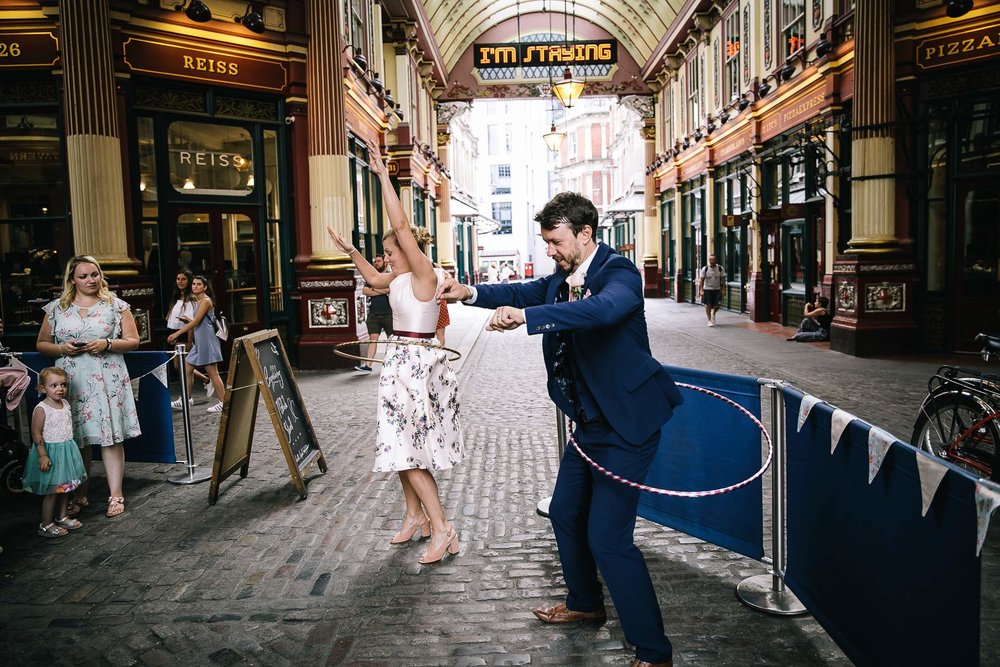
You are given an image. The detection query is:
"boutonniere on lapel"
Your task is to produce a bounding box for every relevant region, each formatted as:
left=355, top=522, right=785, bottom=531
left=567, top=272, right=586, bottom=302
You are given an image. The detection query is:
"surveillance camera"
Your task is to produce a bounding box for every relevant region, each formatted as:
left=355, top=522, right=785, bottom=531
left=284, top=116, right=295, bottom=125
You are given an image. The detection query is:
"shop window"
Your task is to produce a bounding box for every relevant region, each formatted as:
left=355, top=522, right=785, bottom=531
left=781, top=0, right=806, bottom=59
left=0, top=111, right=71, bottom=328
left=429, top=198, right=438, bottom=263
left=681, top=179, right=705, bottom=282
left=763, top=160, right=782, bottom=208
left=264, top=129, right=281, bottom=220
left=782, top=219, right=805, bottom=290
left=788, top=155, right=806, bottom=203
left=167, top=121, right=254, bottom=195
left=137, top=117, right=165, bottom=311
left=662, top=195, right=676, bottom=278
left=348, top=136, right=381, bottom=259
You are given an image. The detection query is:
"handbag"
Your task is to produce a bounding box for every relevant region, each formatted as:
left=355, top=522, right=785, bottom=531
left=214, top=312, right=229, bottom=341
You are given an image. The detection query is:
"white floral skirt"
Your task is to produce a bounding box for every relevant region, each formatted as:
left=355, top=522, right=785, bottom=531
left=374, top=337, right=464, bottom=472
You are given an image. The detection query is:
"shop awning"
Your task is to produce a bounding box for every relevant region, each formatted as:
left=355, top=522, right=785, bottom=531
left=450, top=197, right=480, bottom=217
left=605, top=193, right=645, bottom=214
left=601, top=193, right=646, bottom=227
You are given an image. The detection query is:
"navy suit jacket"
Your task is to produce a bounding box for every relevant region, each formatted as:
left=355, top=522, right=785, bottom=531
left=471, top=244, right=683, bottom=445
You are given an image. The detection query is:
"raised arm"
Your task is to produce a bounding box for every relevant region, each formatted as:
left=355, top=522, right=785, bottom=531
left=326, top=228, right=393, bottom=289
left=368, top=141, right=436, bottom=301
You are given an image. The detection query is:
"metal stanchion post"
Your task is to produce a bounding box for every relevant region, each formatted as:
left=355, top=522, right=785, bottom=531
left=536, top=408, right=567, bottom=517
left=168, top=343, right=212, bottom=485
left=736, top=380, right=806, bottom=615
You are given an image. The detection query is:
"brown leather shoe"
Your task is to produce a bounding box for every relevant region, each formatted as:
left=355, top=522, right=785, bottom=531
left=531, top=601, right=607, bottom=624
left=630, top=660, right=673, bottom=667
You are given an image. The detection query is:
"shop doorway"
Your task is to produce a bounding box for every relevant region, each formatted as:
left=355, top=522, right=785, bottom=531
left=763, top=222, right=782, bottom=323
left=953, top=175, right=1000, bottom=351
left=173, top=207, right=264, bottom=340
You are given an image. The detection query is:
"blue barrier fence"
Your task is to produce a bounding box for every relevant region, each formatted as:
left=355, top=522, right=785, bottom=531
left=632, top=368, right=988, bottom=665
left=638, top=366, right=764, bottom=560
left=21, top=352, right=176, bottom=464
left=783, top=388, right=980, bottom=666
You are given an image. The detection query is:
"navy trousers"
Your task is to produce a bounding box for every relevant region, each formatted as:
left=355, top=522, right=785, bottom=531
left=548, top=418, right=672, bottom=663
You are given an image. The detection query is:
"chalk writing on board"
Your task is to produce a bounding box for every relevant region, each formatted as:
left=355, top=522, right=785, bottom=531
left=252, top=337, right=317, bottom=468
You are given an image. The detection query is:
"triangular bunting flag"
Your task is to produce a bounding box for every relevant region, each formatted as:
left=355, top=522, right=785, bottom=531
left=830, top=409, right=854, bottom=454
left=867, top=427, right=895, bottom=483
left=975, top=481, right=1000, bottom=556
left=153, top=363, right=169, bottom=388
left=797, top=394, right=822, bottom=432
left=915, top=451, right=948, bottom=517
left=130, top=378, right=140, bottom=403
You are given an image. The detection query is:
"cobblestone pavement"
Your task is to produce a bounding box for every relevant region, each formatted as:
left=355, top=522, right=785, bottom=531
left=0, top=298, right=997, bottom=665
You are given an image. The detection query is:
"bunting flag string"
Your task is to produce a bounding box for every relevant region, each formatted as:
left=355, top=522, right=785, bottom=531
left=830, top=408, right=855, bottom=454
left=16, top=351, right=180, bottom=385
left=975, top=480, right=1000, bottom=556
left=797, top=394, right=822, bottom=432
left=915, top=450, right=949, bottom=517
left=867, top=426, right=895, bottom=484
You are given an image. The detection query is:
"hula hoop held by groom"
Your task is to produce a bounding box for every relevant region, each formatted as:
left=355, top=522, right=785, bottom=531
left=438, top=192, right=683, bottom=667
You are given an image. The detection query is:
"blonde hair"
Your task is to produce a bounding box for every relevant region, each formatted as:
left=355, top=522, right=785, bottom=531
left=383, top=225, right=434, bottom=253
left=59, top=255, right=114, bottom=310
left=37, top=366, right=68, bottom=392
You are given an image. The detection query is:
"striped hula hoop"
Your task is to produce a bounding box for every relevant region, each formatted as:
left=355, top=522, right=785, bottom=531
left=568, top=382, right=772, bottom=498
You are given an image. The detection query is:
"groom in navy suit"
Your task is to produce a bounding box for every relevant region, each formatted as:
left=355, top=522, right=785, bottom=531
left=439, top=192, right=682, bottom=667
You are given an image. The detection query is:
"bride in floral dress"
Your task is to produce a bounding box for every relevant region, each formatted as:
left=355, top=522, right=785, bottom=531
left=328, top=142, right=463, bottom=566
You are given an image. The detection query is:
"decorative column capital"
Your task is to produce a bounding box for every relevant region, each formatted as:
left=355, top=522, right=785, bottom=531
left=621, top=95, right=655, bottom=119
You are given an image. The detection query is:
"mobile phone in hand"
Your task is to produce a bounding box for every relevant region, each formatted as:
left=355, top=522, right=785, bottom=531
left=72, top=341, right=87, bottom=348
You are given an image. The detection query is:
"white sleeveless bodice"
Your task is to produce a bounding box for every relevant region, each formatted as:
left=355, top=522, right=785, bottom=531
left=38, top=399, right=75, bottom=443
left=389, top=269, right=445, bottom=335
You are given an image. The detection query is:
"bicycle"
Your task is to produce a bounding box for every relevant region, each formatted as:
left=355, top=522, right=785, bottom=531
left=0, top=345, right=29, bottom=496
left=910, top=333, right=1000, bottom=481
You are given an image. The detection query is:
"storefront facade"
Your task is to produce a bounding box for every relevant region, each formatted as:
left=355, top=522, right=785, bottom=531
left=1, top=1, right=452, bottom=368
left=900, top=5, right=1000, bottom=352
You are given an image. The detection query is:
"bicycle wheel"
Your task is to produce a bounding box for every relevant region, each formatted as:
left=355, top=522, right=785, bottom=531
left=911, top=391, right=1000, bottom=479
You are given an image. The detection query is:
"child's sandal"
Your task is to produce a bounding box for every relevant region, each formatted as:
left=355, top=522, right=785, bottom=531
left=106, top=496, right=125, bottom=517
left=55, top=516, right=82, bottom=530
left=38, top=522, right=68, bottom=538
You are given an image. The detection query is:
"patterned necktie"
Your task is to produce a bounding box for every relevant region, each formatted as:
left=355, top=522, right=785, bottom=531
left=552, top=282, right=579, bottom=415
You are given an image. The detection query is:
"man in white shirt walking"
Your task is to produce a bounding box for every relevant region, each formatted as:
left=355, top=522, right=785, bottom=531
left=697, top=254, right=726, bottom=327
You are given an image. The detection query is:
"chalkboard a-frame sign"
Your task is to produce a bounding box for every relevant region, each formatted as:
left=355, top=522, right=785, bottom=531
left=209, top=329, right=327, bottom=503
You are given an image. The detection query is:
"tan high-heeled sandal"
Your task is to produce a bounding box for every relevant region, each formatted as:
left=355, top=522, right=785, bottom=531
left=106, top=496, right=125, bottom=518
left=390, top=514, right=431, bottom=544
left=418, top=524, right=459, bottom=564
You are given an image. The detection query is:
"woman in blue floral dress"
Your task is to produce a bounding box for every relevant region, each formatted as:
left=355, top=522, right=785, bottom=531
left=36, top=255, right=141, bottom=518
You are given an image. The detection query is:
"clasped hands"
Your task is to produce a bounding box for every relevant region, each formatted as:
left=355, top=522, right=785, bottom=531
left=436, top=276, right=524, bottom=333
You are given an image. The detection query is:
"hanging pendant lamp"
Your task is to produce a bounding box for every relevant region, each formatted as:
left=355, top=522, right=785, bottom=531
left=552, top=66, right=585, bottom=108
left=543, top=122, right=566, bottom=152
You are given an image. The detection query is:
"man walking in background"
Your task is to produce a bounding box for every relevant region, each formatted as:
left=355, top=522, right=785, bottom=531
left=356, top=254, right=392, bottom=374
left=698, top=254, right=725, bottom=327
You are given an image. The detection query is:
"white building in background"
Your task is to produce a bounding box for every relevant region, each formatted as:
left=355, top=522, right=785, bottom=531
left=551, top=97, right=615, bottom=232
left=604, top=98, right=650, bottom=268
left=438, top=102, right=483, bottom=285
left=470, top=98, right=557, bottom=280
